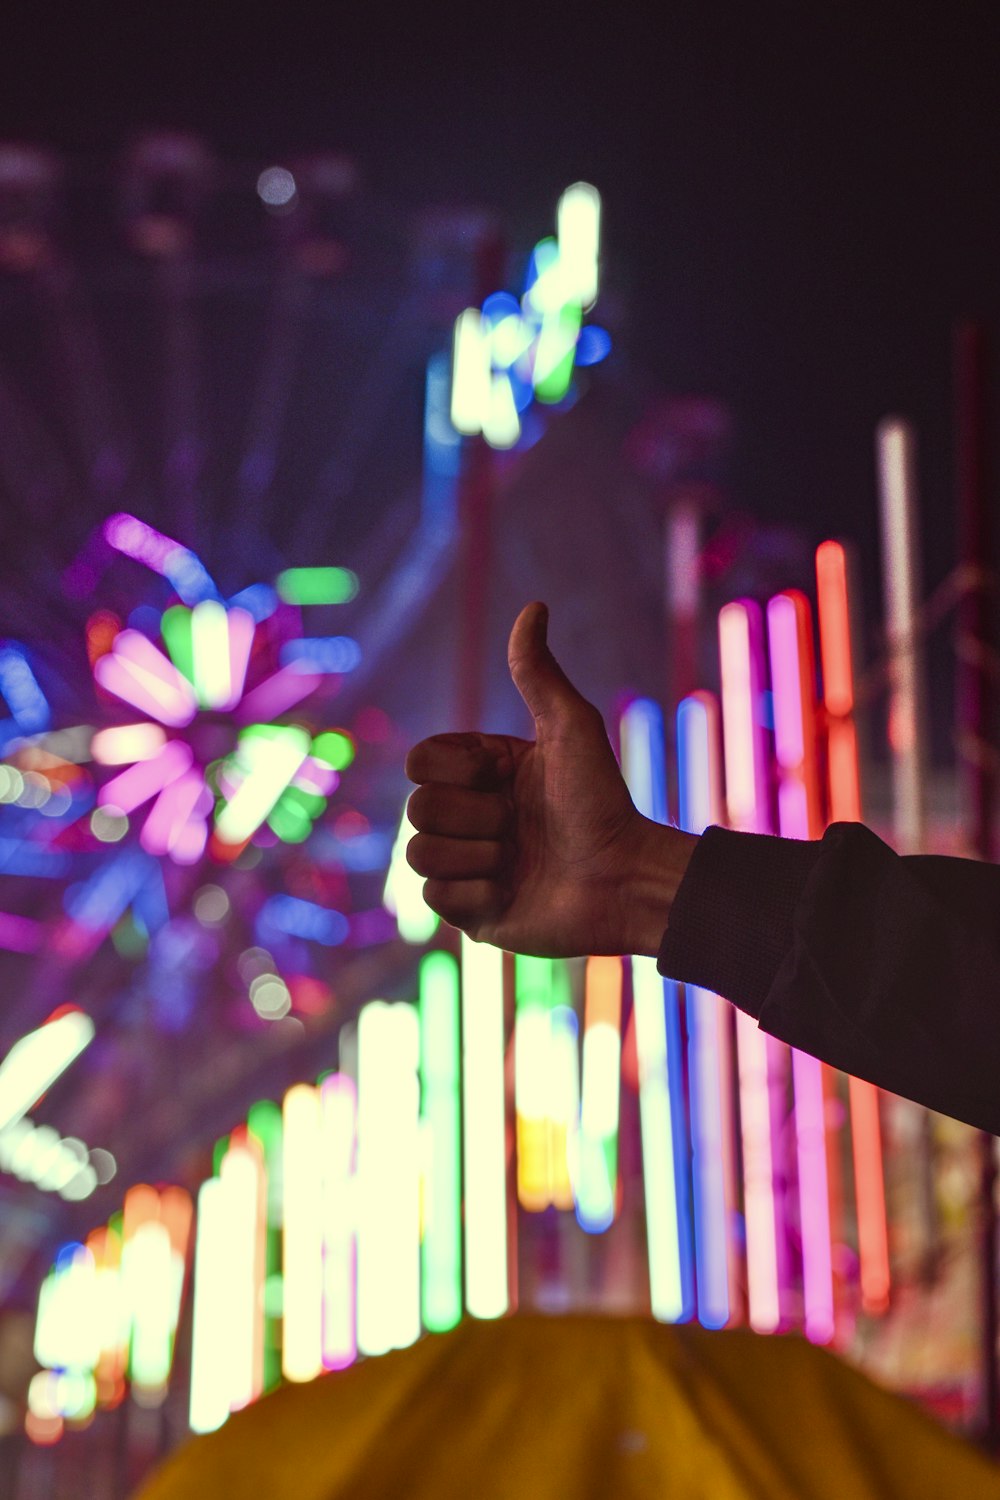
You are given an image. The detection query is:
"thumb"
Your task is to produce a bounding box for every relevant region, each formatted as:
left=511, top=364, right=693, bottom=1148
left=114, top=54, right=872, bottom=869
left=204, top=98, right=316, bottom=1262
left=507, top=602, right=588, bottom=724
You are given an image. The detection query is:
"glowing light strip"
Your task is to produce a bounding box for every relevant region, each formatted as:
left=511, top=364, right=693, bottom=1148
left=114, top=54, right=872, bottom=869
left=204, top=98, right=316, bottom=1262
left=549, top=1001, right=579, bottom=1211
left=576, top=957, right=622, bottom=1234
left=191, top=600, right=232, bottom=709
left=556, top=181, right=601, bottom=308
left=188, top=1178, right=230, bottom=1432
left=460, top=935, right=508, bottom=1319
left=451, top=309, right=491, bottom=436
left=816, top=540, right=890, bottom=1314
left=99, top=737, right=194, bottom=815
left=357, top=1002, right=421, bottom=1354
left=218, top=1143, right=265, bottom=1409
left=677, top=692, right=734, bottom=1328
left=384, top=802, right=440, bottom=943
left=0, top=1009, right=95, bottom=1135
left=319, top=1075, right=357, bottom=1368
left=95, top=631, right=197, bottom=728
left=876, top=417, right=928, bottom=853
left=90, top=723, right=166, bottom=765
left=215, top=727, right=310, bottom=845
left=282, top=1084, right=324, bottom=1382
left=718, top=600, right=784, bottom=1331
left=619, top=698, right=694, bottom=1317
left=767, top=591, right=835, bottom=1345
left=515, top=955, right=555, bottom=1212
left=419, top=953, right=462, bottom=1332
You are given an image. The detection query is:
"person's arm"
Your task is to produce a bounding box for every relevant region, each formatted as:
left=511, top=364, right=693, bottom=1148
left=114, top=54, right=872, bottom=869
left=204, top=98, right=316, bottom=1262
left=407, top=602, right=1000, bottom=1135
left=661, top=821, right=1000, bottom=1135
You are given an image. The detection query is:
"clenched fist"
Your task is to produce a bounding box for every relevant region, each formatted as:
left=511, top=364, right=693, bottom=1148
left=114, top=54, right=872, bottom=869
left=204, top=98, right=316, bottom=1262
left=404, top=602, right=698, bottom=957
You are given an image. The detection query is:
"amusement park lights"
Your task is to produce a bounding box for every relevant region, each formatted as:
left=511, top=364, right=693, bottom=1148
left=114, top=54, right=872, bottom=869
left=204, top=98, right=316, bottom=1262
left=449, top=182, right=609, bottom=450
left=85, top=513, right=359, bottom=865
left=0, top=1008, right=94, bottom=1135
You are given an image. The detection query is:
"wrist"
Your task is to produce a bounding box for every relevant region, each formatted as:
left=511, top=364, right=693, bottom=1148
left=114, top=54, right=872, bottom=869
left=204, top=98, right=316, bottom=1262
left=620, top=818, right=700, bottom=958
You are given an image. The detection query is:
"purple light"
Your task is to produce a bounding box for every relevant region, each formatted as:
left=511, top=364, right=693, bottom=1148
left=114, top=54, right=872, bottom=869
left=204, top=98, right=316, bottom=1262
left=96, top=633, right=197, bottom=728
left=236, top=665, right=323, bottom=724
left=140, top=769, right=206, bottom=858
left=103, top=513, right=217, bottom=605
left=99, top=739, right=194, bottom=815
left=0, top=911, right=43, bottom=953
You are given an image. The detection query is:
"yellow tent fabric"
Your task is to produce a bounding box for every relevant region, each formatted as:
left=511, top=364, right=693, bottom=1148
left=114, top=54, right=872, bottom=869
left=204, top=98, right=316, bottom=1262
left=136, top=1315, right=1000, bottom=1499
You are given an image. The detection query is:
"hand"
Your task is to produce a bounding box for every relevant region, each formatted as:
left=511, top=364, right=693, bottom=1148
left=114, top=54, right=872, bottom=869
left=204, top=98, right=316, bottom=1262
left=404, top=602, right=698, bottom=957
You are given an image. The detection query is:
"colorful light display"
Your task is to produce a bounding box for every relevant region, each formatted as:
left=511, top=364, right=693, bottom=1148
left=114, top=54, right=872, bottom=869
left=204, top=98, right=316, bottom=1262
left=32, top=532, right=907, bottom=1449
left=449, top=183, right=610, bottom=450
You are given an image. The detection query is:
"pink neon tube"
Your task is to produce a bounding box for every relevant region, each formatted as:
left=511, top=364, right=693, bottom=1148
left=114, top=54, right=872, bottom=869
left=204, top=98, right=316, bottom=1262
left=718, top=600, right=787, bottom=1331
left=766, top=591, right=835, bottom=1344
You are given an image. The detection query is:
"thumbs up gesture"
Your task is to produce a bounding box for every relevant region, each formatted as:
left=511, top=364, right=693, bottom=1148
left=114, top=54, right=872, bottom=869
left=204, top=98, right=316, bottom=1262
left=405, top=603, right=697, bottom=958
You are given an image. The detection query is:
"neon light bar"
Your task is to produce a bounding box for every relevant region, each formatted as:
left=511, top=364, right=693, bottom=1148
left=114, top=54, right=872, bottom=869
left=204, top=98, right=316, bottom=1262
left=103, top=513, right=216, bottom=605
left=282, top=1084, right=324, bottom=1382
left=460, top=934, right=508, bottom=1319
left=139, top=768, right=204, bottom=859
left=95, top=631, right=198, bottom=727
left=0, top=645, right=51, bottom=733
left=718, top=599, right=784, bottom=1332
left=191, top=600, right=232, bottom=709
left=384, top=802, right=440, bottom=943
left=767, top=590, right=836, bottom=1345
left=576, top=956, right=622, bottom=1234
left=90, top=723, right=166, bottom=765
left=816, top=540, right=890, bottom=1314
left=246, top=1100, right=283, bottom=1394
left=357, top=1002, right=421, bottom=1354
left=276, top=567, right=359, bottom=606
left=235, top=664, right=323, bottom=724
left=677, top=692, right=734, bottom=1328
left=0, top=1009, right=95, bottom=1134
left=619, top=698, right=694, bottom=1315
left=215, top=726, right=310, bottom=845
left=549, top=1000, right=579, bottom=1212
left=280, top=637, right=361, bottom=675
left=451, top=308, right=491, bottom=436
left=320, top=1074, right=357, bottom=1367
left=515, top=955, right=555, bottom=1212
left=556, top=182, right=601, bottom=309
left=98, top=737, right=193, bottom=816
left=161, top=606, right=194, bottom=686
left=876, top=416, right=929, bottom=854
left=419, top=953, right=462, bottom=1332
left=189, top=1178, right=231, bottom=1432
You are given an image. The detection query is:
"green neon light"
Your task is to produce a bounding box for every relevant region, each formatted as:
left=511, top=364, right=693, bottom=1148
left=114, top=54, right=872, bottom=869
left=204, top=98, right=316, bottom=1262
left=161, top=605, right=194, bottom=684
left=312, top=730, right=355, bottom=771
left=419, top=951, right=462, bottom=1332
left=276, top=568, right=359, bottom=606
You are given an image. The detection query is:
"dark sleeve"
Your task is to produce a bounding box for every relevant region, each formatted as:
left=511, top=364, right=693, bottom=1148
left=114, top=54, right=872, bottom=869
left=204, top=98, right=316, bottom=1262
left=657, top=821, right=1000, bottom=1136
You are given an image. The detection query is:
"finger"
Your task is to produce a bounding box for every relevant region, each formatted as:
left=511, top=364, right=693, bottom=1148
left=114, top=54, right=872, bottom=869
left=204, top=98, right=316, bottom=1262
left=407, top=784, right=511, bottom=840
left=421, top=877, right=508, bottom=930
left=407, top=833, right=507, bottom=881
left=405, top=732, right=522, bottom=788
left=507, top=602, right=590, bottom=725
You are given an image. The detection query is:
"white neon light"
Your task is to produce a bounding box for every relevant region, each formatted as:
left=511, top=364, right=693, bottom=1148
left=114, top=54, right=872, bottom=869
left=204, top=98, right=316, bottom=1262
left=632, top=956, right=686, bottom=1319
left=450, top=308, right=491, bottom=436
left=383, top=802, right=439, bottom=943
left=357, top=1002, right=421, bottom=1354
left=215, top=727, right=309, bottom=844
left=557, top=182, right=601, bottom=308
left=191, top=600, right=232, bottom=709
left=0, top=1010, right=95, bottom=1135
left=189, top=1178, right=230, bottom=1433
left=461, top=935, right=508, bottom=1319
left=282, top=1084, right=324, bottom=1382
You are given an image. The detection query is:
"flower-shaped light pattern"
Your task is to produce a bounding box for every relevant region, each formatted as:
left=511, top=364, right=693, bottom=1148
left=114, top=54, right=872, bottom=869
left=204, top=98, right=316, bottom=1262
left=90, top=524, right=359, bottom=867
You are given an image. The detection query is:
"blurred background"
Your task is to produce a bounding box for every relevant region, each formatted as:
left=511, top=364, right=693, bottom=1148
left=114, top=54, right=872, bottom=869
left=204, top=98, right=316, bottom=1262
left=1, top=6, right=1000, bottom=1496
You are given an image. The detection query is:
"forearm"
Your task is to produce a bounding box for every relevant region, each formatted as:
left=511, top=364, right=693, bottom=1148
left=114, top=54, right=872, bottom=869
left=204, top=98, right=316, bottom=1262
left=659, top=821, right=1000, bottom=1135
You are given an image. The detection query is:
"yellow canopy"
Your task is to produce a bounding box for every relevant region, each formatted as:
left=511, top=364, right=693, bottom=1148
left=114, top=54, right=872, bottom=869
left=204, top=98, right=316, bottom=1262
left=136, top=1315, right=1000, bottom=1499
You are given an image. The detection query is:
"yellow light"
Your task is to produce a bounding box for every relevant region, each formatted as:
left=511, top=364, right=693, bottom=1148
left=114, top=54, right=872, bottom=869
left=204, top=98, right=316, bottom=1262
left=556, top=182, right=601, bottom=308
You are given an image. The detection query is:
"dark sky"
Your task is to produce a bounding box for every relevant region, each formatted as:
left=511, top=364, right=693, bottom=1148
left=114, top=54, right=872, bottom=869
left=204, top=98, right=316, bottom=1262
left=5, top=4, right=1000, bottom=608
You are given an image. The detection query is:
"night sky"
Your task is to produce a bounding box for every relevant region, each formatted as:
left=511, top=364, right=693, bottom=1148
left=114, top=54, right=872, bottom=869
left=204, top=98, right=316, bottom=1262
left=5, top=4, right=1000, bottom=616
